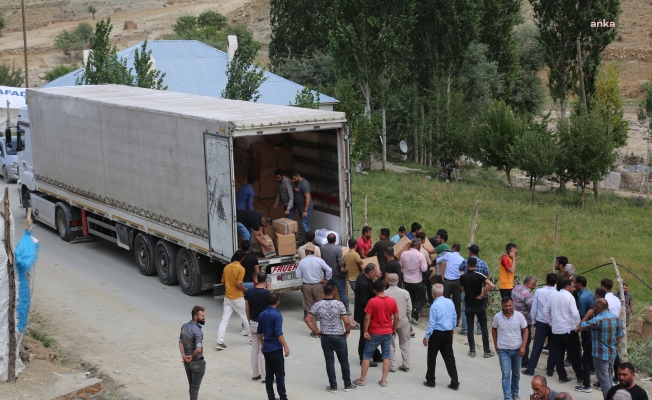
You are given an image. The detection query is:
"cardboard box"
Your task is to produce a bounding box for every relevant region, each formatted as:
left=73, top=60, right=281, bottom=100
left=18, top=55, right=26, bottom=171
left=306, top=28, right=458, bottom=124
left=341, top=246, right=350, bottom=257
left=260, top=234, right=277, bottom=258
left=421, top=238, right=437, bottom=262
left=259, top=198, right=285, bottom=220
left=273, top=218, right=298, bottom=235
left=274, top=233, right=296, bottom=256
left=275, top=146, right=294, bottom=171
left=264, top=133, right=289, bottom=145
left=361, top=256, right=379, bottom=271
left=249, top=161, right=277, bottom=182
left=262, top=225, right=277, bottom=243
left=259, top=181, right=277, bottom=199
left=253, top=199, right=269, bottom=217
left=250, top=141, right=279, bottom=169
left=393, top=236, right=413, bottom=261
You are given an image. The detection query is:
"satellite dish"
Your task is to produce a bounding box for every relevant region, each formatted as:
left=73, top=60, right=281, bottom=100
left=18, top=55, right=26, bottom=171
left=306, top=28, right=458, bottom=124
left=399, top=140, right=408, bottom=154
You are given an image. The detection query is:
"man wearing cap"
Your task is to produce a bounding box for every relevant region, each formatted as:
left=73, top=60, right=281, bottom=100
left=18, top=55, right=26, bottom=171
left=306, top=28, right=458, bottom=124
left=385, top=273, right=412, bottom=372
left=296, top=243, right=332, bottom=337
left=400, top=239, right=428, bottom=323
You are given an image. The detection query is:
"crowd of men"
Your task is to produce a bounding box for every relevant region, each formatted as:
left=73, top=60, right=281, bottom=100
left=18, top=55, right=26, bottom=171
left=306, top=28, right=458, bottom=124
left=178, top=222, right=648, bottom=400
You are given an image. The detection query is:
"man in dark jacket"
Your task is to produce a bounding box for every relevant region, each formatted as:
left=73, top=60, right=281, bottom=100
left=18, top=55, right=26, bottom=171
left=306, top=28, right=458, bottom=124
left=367, top=228, right=395, bottom=285
left=354, top=263, right=382, bottom=365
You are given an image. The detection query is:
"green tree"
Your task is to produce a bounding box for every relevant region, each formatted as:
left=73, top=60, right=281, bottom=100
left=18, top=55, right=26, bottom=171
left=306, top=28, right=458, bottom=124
left=457, top=42, right=504, bottom=113
left=291, top=86, right=320, bottom=109
left=197, top=11, right=227, bottom=30
left=511, top=114, right=557, bottom=203
left=54, top=22, right=94, bottom=60
left=0, top=63, right=24, bottom=87
left=638, top=78, right=652, bottom=133
left=557, top=109, right=618, bottom=207
left=592, top=64, right=628, bottom=149
left=272, top=51, right=335, bottom=96
left=172, top=16, right=198, bottom=35
left=0, top=10, right=6, bottom=35
left=269, top=0, right=333, bottom=67
left=508, top=23, right=546, bottom=114
left=221, top=35, right=267, bottom=101
left=132, top=40, right=167, bottom=90
left=42, top=63, right=79, bottom=82
left=88, top=6, right=97, bottom=20
left=472, top=100, right=521, bottom=188
left=77, top=18, right=132, bottom=86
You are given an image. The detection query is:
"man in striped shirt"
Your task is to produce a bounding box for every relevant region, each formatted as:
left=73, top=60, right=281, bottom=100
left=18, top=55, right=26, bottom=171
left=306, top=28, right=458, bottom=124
left=578, top=298, right=623, bottom=395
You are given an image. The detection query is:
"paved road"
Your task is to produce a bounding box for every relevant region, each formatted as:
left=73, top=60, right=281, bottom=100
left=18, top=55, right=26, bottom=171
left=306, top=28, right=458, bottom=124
left=2, top=181, right=601, bottom=400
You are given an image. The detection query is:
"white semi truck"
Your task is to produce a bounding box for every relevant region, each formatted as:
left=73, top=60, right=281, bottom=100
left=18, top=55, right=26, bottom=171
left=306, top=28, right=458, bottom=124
left=17, top=85, right=353, bottom=296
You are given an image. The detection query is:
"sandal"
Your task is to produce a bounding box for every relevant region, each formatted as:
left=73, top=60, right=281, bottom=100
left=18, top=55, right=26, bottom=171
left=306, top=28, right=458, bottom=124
left=378, top=380, right=388, bottom=387
left=354, top=379, right=366, bottom=386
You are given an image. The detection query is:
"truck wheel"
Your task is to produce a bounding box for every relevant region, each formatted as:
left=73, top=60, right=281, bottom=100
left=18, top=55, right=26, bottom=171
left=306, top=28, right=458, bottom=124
left=133, top=232, right=156, bottom=276
left=176, top=249, right=202, bottom=296
left=3, top=166, right=10, bottom=183
left=155, top=240, right=178, bottom=285
left=56, top=207, right=70, bottom=242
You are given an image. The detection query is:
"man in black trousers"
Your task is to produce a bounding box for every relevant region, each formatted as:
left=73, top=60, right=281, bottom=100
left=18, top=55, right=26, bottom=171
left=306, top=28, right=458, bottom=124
left=423, top=283, right=459, bottom=390
left=354, top=263, right=382, bottom=366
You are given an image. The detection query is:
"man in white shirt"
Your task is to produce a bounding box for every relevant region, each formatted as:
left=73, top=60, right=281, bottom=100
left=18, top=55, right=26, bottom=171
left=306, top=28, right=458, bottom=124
left=524, top=273, right=559, bottom=376
left=437, top=243, right=465, bottom=327
left=492, top=297, right=529, bottom=400
left=600, top=278, right=623, bottom=385
left=542, top=279, right=584, bottom=384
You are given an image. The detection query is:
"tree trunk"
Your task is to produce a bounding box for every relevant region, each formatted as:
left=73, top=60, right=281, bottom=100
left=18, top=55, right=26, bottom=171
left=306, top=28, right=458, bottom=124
left=363, top=81, right=372, bottom=121
left=382, top=106, right=387, bottom=171
left=593, top=180, right=599, bottom=200
left=560, top=176, right=566, bottom=191
left=531, top=179, right=536, bottom=204
left=506, top=168, right=513, bottom=189
left=428, top=126, right=433, bottom=167
left=581, top=185, right=586, bottom=208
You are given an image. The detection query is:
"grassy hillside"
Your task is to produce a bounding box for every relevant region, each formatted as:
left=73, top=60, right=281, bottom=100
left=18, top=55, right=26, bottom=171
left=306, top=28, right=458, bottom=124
left=351, top=167, right=652, bottom=309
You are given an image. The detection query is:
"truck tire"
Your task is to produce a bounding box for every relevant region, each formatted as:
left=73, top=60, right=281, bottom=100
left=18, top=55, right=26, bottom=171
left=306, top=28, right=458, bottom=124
left=56, top=207, right=70, bottom=242
left=176, top=249, right=202, bottom=296
left=133, top=232, right=156, bottom=276
left=154, top=240, right=179, bottom=285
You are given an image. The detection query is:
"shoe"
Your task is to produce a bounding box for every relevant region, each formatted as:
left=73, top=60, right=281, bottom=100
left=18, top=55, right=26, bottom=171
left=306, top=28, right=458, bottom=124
left=310, top=332, right=319, bottom=338
left=593, top=382, right=602, bottom=392
left=423, top=381, right=436, bottom=388
left=459, top=330, right=468, bottom=335
left=399, top=365, right=409, bottom=372
left=542, top=349, right=549, bottom=354
left=475, top=330, right=481, bottom=335
left=547, top=371, right=554, bottom=377
left=240, top=328, right=249, bottom=336
left=564, top=359, right=572, bottom=367
left=389, top=366, right=396, bottom=372
left=512, top=395, right=521, bottom=400
left=448, top=383, right=459, bottom=390
left=410, top=331, right=415, bottom=338
left=559, top=377, right=573, bottom=384
left=351, top=323, right=360, bottom=330
left=326, top=386, right=338, bottom=394
left=215, top=343, right=227, bottom=350
left=484, top=351, right=495, bottom=358
left=410, top=318, right=420, bottom=325
left=522, top=369, right=534, bottom=376
left=252, top=375, right=261, bottom=381
left=344, top=383, right=357, bottom=392
left=574, top=384, right=592, bottom=393
left=468, top=351, right=476, bottom=358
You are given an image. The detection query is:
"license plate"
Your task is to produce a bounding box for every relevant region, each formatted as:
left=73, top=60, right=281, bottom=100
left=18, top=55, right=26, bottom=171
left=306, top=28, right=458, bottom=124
left=282, top=273, right=296, bottom=281
left=70, top=226, right=83, bottom=231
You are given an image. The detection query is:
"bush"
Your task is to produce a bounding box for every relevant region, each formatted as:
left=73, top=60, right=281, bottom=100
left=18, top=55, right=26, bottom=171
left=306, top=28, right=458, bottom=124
left=54, top=22, right=94, bottom=59
left=172, top=15, right=197, bottom=35
left=42, top=63, right=79, bottom=82
left=628, top=338, right=652, bottom=376
left=197, top=11, right=227, bottom=30
left=0, top=62, right=24, bottom=86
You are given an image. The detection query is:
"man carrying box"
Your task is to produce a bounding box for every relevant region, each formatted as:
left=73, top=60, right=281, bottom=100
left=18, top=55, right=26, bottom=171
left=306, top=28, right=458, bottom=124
left=273, top=169, right=294, bottom=217
left=237, top=210, right=273, bottom=254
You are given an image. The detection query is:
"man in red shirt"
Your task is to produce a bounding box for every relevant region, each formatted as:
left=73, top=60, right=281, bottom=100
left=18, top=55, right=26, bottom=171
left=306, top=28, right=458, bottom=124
left=357, top=226, right=373, bottom=258
left=355, top=279, right=399, bottom=388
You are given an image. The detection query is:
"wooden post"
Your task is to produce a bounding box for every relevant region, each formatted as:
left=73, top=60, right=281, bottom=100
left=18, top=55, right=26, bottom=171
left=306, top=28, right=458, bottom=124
left=468, top=200, right=480, bottom=248
left=399, top=204, right=405, bottom=227
left=363, top=195, right=368, bottom=227
left=3, top=188, right=16, bottom=382
left=552, top=214, right=559, bottom=273
left=610, top=257, right=628, bottom=361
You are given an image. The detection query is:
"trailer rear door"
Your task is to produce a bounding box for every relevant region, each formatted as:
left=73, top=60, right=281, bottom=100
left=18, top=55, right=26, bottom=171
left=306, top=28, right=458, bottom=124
left=204, top=133, right=236, bottom=259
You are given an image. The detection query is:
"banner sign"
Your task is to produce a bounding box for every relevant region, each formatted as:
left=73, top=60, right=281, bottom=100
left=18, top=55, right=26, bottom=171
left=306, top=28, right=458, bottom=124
left=0, top=86, right=27, bottom=109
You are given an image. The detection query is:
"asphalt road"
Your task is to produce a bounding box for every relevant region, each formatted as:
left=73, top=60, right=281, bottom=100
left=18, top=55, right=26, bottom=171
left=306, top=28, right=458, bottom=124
left=2, top=181, right=601, bottom=400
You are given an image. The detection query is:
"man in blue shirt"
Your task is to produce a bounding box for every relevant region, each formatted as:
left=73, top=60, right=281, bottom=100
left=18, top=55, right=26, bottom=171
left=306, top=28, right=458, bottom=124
left=406, top=222, right=421, bottom=240
left=423, top=283, right=459, bottom=390
left=258, top=292, right=291, bottom=400
left=575, top=276, right=595, bottom=393
left=179, top=306, right=206, bottom=400
left=236, top=174, right=256, bottom=211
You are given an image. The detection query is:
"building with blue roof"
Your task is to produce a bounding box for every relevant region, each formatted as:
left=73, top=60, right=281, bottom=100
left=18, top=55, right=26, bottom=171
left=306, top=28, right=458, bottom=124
left=42, top=40, right=338, bottom=110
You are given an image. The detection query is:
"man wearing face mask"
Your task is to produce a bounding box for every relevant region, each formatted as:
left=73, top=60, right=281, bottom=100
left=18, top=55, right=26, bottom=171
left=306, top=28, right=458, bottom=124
left=180, top=306, right=206, bottom=400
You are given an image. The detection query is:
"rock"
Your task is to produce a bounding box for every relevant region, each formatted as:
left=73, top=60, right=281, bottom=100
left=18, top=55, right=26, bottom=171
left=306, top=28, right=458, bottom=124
left=113, top=370, right=121, bottom=374
left=642, top=306, right=652, bottom=324
left=123, top=20, right=138, bottom=30
left=47, top=378, right=103, bottom=400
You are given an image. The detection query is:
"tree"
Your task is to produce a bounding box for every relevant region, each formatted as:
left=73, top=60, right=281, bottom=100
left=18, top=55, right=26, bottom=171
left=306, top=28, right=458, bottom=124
left=271, top=52, right=335, bottom=96
left=0, top=10, right=6, bottom=35
left=457, top=42, right=504, bottom=114
left=54, top=22, right=94, bottom=59
left=638, top=78, right=652, bottom=132
left=221, top=35, right=267, bottom=101
left=291, top=86, right=320, bottom=109
left=42, top=63, right=79, bottom=82
left=0, top=63, right=24, bottom=87
left=172, top=16, right=198, bottom=35
left=507, top=23, right=546, bottom=114
left=593, top=64, right=628, bottom=149
left=472, top=100, right=521, bottom=188
left=557, top=109, right=618, bottom=207
left=77, top=18, right=132, bottom=86
left=269, top=0, right=333, bottom=67
left=511, top=114, right=557, bottom=203
left=197, top=11, right=227, bottom=30
left=88, top=6, right=97, bottom=20
left=132, top=40, right=167, bottom=90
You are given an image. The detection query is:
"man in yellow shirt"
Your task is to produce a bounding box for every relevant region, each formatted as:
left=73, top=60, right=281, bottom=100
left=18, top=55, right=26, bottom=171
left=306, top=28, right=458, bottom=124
left=216, top=250, right=250, bottom=350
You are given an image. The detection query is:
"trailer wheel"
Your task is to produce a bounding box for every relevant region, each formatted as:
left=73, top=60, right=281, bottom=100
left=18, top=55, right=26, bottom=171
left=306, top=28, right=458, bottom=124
left=133, top=232, right=156, bottom=276
left=176, top=249, right=202, bottom=296
left=155, top=240, right=179, bottom=285
left=56, top=207, right=70, bottom=242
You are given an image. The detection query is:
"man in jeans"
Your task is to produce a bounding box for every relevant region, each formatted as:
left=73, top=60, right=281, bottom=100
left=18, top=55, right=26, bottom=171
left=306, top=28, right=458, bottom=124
left=179, top=306, right=206, bottom=400
left=355, top=279, right=399, bottom=387
left=400, top=239, right=428, bottom=322
left=492, top=297, right=529, bottom=400
left=305, top=283, right=357, bottom=394
left=245, top=272, right=271, bottom=382
left=578, top=298, right=622, bottom=395
left=289, top=170, right=313, bottom=234
left=511, top=275, right=537, bottom=367
left=459, top=244, right=489, bottom=335
left=459, top=257, right=495, bottom=358
left=258, top=293, right=291, bottom=400
left=575, top=275, right=595, bottom=392
left=236, top=210, right=273, bottom=253
left=216, top=251, right=250, bottom=350
left=322, top=233, right=348, bottom=313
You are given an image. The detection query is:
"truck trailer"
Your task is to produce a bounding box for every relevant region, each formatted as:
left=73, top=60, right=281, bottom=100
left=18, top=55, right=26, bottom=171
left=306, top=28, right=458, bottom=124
left=18, top=85, right=353, bottom=295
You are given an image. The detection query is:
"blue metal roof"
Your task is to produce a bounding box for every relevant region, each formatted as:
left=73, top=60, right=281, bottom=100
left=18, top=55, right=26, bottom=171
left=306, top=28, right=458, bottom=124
left=42, top=40, right=338, bottom=105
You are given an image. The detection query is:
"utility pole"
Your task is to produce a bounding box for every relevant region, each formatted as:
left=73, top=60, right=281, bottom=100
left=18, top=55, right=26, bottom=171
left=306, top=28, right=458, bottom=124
left=21, top=0, right=29, bottom=88
left=576, top=40, right=588, bottom=115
